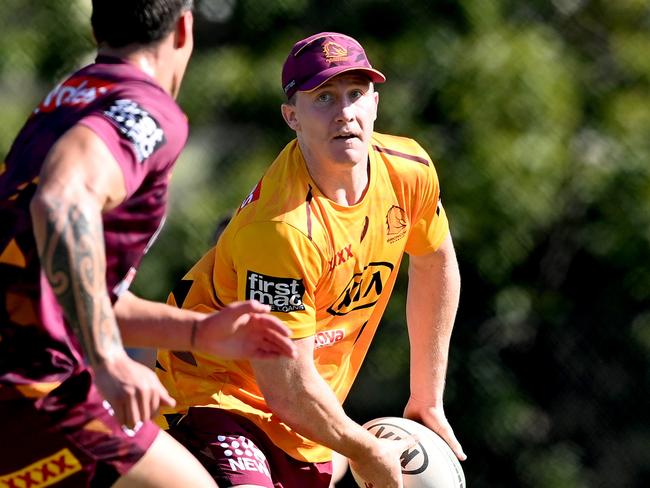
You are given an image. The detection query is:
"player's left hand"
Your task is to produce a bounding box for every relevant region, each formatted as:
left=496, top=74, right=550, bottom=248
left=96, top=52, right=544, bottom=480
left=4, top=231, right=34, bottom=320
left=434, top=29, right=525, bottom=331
left=403, top=396, right=467, bottom=461
left=192, top=300, right=297, bottom=360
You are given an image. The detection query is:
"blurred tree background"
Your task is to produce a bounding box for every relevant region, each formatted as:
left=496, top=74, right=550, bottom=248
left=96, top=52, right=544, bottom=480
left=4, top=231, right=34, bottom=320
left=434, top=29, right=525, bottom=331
left=1, top=0, right=649, bottom=486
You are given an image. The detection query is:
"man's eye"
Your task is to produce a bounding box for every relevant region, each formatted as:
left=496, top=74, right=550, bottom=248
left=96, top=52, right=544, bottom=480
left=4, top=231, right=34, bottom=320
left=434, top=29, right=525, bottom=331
left=317, top=93, right=332, bottom=103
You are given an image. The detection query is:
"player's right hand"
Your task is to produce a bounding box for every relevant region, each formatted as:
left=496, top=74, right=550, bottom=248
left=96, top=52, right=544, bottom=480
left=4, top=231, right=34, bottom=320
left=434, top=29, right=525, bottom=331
left=349, top=435, right=417, bottom=488
left=93, top=351, right=175, bottom=430
left=192, top=300, right=297, bottom=360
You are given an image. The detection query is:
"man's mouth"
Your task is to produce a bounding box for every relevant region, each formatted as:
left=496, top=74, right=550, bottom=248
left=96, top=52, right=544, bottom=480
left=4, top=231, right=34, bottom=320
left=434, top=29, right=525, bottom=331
left=333, top=134, right=358, bottom=141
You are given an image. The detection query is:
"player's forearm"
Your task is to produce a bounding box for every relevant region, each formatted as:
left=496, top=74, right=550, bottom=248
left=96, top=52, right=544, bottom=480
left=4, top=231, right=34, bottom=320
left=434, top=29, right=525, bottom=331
left=253, top=354, right=378, bottom=460
left=31, top=192, right=123, bottom=365
left=406, top=235, right=460, bottom=403
left=114, top=291, right=204, bottom=350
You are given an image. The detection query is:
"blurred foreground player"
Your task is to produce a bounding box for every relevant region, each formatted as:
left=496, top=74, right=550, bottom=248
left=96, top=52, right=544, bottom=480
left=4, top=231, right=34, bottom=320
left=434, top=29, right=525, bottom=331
left=157, top=32, right=465, bottom=488
left=0, top=1, right=294, bottom=486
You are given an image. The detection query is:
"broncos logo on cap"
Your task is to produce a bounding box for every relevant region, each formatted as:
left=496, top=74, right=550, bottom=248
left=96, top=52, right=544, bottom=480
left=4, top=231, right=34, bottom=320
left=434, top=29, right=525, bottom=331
left=322, top=41, right=349, bottom=63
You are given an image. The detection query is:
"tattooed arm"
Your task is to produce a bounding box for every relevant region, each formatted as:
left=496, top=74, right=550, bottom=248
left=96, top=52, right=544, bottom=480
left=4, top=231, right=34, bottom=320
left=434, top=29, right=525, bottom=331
left=30, top=124, right=174, bottom=428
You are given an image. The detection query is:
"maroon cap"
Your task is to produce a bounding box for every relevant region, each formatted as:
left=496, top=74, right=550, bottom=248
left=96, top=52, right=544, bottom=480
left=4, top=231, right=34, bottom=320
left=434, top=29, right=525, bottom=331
left=282, top=32, right=386, bottom=99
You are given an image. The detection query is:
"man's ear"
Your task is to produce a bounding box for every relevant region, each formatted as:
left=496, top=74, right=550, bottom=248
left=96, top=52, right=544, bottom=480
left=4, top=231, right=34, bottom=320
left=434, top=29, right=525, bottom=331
left=281, top=103, right=300, bottom=131
left=372, top=91, right=379, bottom=122
left=174, top=10, right=193, bottom=49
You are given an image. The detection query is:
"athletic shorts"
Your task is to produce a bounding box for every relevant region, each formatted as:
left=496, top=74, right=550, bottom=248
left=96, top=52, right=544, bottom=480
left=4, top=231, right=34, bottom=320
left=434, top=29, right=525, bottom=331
left=0, top=371, right=159, bottom=487
left=167, top=407, right=333, bottom=488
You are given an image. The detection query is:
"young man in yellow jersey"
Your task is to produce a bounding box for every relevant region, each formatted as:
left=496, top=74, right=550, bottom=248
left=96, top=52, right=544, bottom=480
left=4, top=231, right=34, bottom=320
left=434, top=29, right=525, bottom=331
left=156, top=31, right=466, bottom=488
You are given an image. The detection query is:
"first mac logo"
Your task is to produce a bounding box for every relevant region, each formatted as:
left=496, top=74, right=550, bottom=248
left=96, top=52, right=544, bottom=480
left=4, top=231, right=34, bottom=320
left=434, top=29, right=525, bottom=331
left=246, top=271, right=305, bottom=313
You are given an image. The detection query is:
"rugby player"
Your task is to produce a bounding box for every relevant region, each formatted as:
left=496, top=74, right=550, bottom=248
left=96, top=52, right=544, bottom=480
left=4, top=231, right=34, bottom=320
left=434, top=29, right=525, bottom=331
left=157, top=31, right=466, bottom=488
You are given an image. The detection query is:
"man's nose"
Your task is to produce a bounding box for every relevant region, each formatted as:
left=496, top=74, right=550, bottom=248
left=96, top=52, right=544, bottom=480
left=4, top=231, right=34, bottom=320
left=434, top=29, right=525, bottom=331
left=335, top=99, right=355, bottom=122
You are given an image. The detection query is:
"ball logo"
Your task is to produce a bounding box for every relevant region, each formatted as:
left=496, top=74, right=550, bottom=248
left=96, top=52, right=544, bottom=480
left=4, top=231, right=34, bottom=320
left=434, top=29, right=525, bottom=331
left=246, top=271, right=305, bottom=313
left=355, top=417, right=466, bottom=488
left=365, top=422, right=429, bottom=475
left=327, top=262, right=394, bottom=316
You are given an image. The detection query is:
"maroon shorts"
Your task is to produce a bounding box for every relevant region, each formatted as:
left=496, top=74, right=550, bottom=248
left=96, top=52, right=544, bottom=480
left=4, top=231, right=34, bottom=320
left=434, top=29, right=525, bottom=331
left=167, top=407, right=333, bottom=488
left=0, top=371, right=159, bottom=487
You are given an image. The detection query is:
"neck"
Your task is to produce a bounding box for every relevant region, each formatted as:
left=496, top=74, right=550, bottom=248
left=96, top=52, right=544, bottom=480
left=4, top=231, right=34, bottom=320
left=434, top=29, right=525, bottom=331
left=97, top=44, right=175, bottom=96
left=303, top=153, right=370, bottom=206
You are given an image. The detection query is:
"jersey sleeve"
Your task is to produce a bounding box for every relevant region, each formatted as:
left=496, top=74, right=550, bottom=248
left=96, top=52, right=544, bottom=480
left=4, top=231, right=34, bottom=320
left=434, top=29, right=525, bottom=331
left=231, top=221, right=323, bottom=339
left=167, top=249, right=223, bottom=314
left=404, top=156, right=450, bottom=256
left=78, top=90, right=185, bottom=198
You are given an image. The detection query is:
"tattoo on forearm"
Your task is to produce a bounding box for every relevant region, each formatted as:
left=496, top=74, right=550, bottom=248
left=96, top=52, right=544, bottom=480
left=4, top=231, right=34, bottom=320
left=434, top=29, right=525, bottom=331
left=39, top=200, right=121, bottom=364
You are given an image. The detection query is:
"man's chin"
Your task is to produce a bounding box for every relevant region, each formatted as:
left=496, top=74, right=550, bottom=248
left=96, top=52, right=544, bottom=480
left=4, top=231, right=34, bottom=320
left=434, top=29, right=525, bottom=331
left=331, top=147, right=367, bottom=166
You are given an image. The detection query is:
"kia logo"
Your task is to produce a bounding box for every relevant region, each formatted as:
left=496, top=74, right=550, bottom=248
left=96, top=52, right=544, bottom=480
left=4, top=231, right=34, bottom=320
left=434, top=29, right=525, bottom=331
left=327, top=262, right=394, bottom=316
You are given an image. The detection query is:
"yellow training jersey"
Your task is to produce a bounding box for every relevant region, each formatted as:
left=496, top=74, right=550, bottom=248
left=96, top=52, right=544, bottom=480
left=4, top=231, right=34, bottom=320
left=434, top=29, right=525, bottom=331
left=156, top=132, right=449, bottom=463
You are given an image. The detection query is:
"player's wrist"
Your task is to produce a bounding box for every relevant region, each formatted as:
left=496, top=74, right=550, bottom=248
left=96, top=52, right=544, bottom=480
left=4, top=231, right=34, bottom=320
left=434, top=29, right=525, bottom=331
left=90, top=346, right=130, bottom=372
left=338, top=424, right=384, bottom=463
left=188, top=318, right=201, bottom=351
left=85, top=331, right=127, bottom=368
left=407, top=392, right=445, bottom=408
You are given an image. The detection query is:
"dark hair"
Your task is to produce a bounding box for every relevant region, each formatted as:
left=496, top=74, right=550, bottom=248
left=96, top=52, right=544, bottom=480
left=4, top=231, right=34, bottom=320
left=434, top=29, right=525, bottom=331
left=91, top=0, right=193, bottom=48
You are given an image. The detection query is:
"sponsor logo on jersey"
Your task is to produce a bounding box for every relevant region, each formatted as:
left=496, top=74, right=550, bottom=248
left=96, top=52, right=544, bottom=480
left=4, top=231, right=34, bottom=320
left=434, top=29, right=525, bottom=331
left=323, top=41, right=349, bottom=63
left=328, top=243, right=353, bottom=270
left=238, top=180, right=262, bottom=212
left=246, top=271, right=305, bottom=312
left=327, top=261, right=394, bottom=316
left=35, top=77, right=114, bottom=114
left=385, top=205, right=408, bottom=243
left=314, top=329, right=345, bottom=349
left=104, top=99, right=165, bottom=162
left=216, top=435, right=270, bottom=478
left=0, top=448, right=82, bottom=487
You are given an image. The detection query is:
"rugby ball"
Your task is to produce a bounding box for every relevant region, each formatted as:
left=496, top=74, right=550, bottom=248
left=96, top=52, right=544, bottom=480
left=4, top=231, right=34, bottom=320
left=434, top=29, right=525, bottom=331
left=350, top=417, right=465, bottom=488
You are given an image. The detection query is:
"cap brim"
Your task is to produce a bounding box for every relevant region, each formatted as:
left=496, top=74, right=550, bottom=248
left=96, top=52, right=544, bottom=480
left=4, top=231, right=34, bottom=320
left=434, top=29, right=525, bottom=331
left=299, top=66, right=386, bottom=93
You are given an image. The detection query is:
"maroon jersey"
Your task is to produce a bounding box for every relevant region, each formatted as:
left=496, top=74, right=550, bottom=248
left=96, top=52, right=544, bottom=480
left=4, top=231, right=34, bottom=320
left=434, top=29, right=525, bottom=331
left=0, top=55, right=188, bottom=399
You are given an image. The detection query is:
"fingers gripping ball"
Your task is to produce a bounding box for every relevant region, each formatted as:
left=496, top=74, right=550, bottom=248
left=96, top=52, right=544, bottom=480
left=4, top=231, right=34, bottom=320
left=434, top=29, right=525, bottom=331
left=351, top=417, right=466, bottom=488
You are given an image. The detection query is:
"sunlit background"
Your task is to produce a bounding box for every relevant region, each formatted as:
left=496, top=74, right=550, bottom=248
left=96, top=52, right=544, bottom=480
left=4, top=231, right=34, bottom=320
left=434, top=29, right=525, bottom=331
left=1, top=0, right=649, bottom=486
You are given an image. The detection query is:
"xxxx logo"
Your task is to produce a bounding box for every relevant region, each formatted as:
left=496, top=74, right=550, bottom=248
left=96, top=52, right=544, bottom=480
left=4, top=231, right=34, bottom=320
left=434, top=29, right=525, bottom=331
left=328, top=244, right=353, bottom=270
left=327, top=262, right=393, bottom=316
left=0, top=448, right=82, bottom=487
